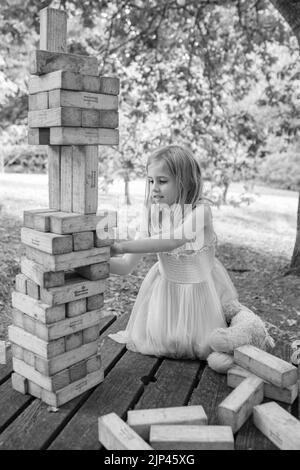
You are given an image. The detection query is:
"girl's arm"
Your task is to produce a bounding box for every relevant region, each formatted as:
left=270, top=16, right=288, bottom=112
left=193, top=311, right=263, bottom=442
left=109, top=253, right=144, bottom=275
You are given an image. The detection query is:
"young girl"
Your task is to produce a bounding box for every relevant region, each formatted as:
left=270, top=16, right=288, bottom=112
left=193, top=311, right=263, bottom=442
left=108, top=145, right=260, bottom=360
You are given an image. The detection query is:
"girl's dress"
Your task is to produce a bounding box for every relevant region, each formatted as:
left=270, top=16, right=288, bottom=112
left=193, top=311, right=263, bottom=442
left=109, top=202, right=241, bottom=360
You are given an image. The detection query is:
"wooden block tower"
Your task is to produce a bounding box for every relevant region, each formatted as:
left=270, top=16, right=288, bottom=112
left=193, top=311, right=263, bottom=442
left=9, top=7, right=119, bottom=407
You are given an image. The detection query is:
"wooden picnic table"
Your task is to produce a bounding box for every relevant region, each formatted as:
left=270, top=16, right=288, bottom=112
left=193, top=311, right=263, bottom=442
left=0, top=311, right=297, bottom=450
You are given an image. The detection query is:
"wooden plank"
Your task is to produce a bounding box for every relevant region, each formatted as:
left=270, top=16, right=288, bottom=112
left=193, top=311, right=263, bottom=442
left=39, top=275, right=106, bottom=305
left=73, top=231, right=94, bottom=251
left=66, top=298, right=86, bottom=318
left=227, top=365, right=298, bottom=404
left=218, top=375, right=264, bottom=433
left=23, top=209, right=58, bottom=232
left=12, top=291, right=65, bottom=324
left=21, top=227, right=72, bottom=255
left=86, top=294, right=104, bottom=311
left=50, top=211, right=117, bottom=234
left=8, top=326, right=65, bottom=359
left=82, top=109, right=118, bottom=128
left=30, top=50, right=98, bottom=76
left=75, top=262, right=109, bottom=281
left=253, top=402, right=300, bottom=450
left=128, top=406, right=208, bottom=441
left=0, top=379, right=32, bottom=433
left=72, top=146, right=98, bottom=214
left=150, top=425, right=234, bottom=450
left=99, top=77, right=120, bottom=95
left=29, top=71, right=82, bottom=94
left=28, top=107, right=81, bottom=128
left=25, top=245, right=110, bottom=271
left=234, top=345, right=297, bottom=388
left=39, top=7, right=67, bottom=53
left=21, top=257, right=65, bottom=288
left=48, top=146, right=61, bottom=210
left=60, top=146, right=73, bottom=212
left=15, top=273, right=27, bottom=294
left=50, top=127, right=119, bottom=146
left=28, top=92, right=48, bottom=111
left=49, top=89, right=118, bottom=110
left=28, top=128, right=50, bottom=145
left=98, top=413, right=152, bottom=450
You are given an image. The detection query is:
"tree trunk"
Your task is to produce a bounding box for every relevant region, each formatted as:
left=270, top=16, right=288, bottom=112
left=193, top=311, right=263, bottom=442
left=269, top=0, right=300, bottom=274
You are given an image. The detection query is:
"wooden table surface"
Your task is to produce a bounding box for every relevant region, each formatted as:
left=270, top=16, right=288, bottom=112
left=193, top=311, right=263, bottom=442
left=0, top=312, right=297, bottom=450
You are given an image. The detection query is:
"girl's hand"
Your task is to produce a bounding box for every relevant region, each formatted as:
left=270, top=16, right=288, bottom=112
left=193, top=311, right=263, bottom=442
left=110, top=242, right=124, bottom=257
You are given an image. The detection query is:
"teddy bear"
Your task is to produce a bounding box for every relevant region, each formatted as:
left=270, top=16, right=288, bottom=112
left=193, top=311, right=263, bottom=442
left=207, top=299, right=275, bottom=373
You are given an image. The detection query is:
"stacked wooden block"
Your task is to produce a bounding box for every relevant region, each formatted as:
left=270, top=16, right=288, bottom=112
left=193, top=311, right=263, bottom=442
left=9, top=7, right=118, bottom=408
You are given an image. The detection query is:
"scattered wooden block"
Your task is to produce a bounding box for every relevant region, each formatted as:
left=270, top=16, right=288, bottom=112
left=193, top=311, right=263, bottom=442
left=98, top=413, right=153, bottom=450
left=128, top=406, right=208, bottom=441
left=86, top=354, right=102, bottom=374
left=12, top=291, right=66, bottom=323
left=39, top=7, right=67, bottom=53
left=28, top=107, right=81, bottom=128
left=21, top=227, right=73, bottom=255
left=65, top=331, right=83, bottom=352
left=25, top=245, right=110, bottom=271
left=25, top=278, right=41, bottom=300
left=28, top=128, right=50, bottom=145
left=86, top=294, right=104, bottom=311
left=82, top=325, right=100, bottom=344
left=49, top=211, right=117, bottom=234
left=72, top=145, right=98, bottom=214
left=69, top=360, right=87, bottom=383
left=99, top=77, right=120, bottom=95
left=9, top=325, right=65, bottom=359
left=49, top=127, right=119, bottom=145
left=49, top=89, right=118, bottom=110
left=11, top=372, right=28, bottom=394
left=60, top=146, right=73, bottom=212
left=30, top=50, right=98, bottom=76
left=0, top=341, right=10, bottom=365
left=21, top=257, right=65, bottom=289
left=75, top=262, right=109, bottom=281
left=48, top=146, right=61, bottom=211
left=253, top=401, right=300, bottom=450
left=66, top=298, right=87, bottom=318
left=13, top=357, right=70, bottom=392
left=227, top=365, right=298, bottom=404
left=39, top=275, right=106, bottom=305
left=15, top=273, right=27, bottom=294
left=28, top=92, right=48, bottom=111
left=149, top=425, right=234, bottom=450
left=73, top=231, right=94, bottom=251
left=234, top=345, right=298, bottom=388
left=218, top=375, right=264, bottom=433
left=29, top=71, right=82, bottom=94
left=81, top=109, right=118, bottom=128
left=23, top=209, right=58, bottom=232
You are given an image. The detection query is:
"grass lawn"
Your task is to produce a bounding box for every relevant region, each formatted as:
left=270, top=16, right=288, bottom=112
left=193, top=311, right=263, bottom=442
left=0, top=173, right=299, bottom=346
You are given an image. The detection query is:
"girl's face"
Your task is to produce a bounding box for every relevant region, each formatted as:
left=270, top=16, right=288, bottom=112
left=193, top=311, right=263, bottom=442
left=147, top=161, right=177, bottom=206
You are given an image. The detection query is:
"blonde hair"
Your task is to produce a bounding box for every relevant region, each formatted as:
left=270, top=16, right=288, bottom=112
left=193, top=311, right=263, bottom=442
left=144, top=145, right=207, bottom=234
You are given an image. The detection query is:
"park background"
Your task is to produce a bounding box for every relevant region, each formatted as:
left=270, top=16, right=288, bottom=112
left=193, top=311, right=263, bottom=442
left=0, top=0, right=299, bottom=343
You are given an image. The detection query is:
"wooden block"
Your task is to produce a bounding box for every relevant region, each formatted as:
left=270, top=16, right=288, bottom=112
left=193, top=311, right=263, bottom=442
left=227, top=365, right=298, bottom=405
left=253, top=402, right=300, bottom=450
left=128, top=406, right=208, bottom=441
left=25, top=245, right=110, bottom=272
left=48, top=146, right=61, bottom=211
left=28, top=128, right=50, bottom=145
left=234, top=345, right=298, bottom=388
left=13, top=357, right=69, bottom=392
left=65, top=331, right=83, bottom=352
left=82, top=75, right=100, bottom=93
left=39, top=7, right=67, bottom=53
left=150, top=425, right=234, bottom=450
left=11, top=372, right=28, bottom=394
left=49, top=89, right=118, bottom=110
left=30, top=50, right=98, bottom=76
left=15, top=273, right=27, bottom=294
left=69, top=360, right=87, bottom=383
left=22, top=347, right=36, bottom=368
left=23, top=209, right=58, bottom=232
left=94, top=230, right=114, bottom=247
left=49, top=127, right=119, bottom=146
left=40, top=275, right=106, bottom=305
left=99, top=77, right=120, bottom=95
left=72, top=146, right=98, bottom=214
left=73, top=231, right=94, bottom=251
left=86, top=294, right=104, bottom=311
left=12, top=291, right=65, bottom=324
left=29, top=71, right=82, bottom=94
left=11, top=344, right=24, bottom=361
left=35, top=341, right=98, bottom=376
left=21, top=227, right=73, bottom=255
left=28, top=92, right=48, bottom=111
left=98, top=413, right=153, bottom=450
left=218, top=375, right=264, bottom=433
left=21, top=257, right=65, bottom=288
left=75, top=262, right=109, bottom=281
left=12, top=308, right=24, bottom=328
left=86, top=354, right=102, bottom=374
left=28, top=107, right=81, bottom=128
left=50, top=211, right=117, bottom=234
left=0, top=341, right=10, bottom=364
left=9, top=326, right=65, bottom=359
left=27, top=369, right=104, bottom=407
left=60, top=146, right=73, bottom=212
left=82, top=325, right=100, bottom=344
left=25, top=278, right=40, bottom=300
left=81, top=109, right=118, bottom=128
left=66, top=298, right=86, bottom=318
